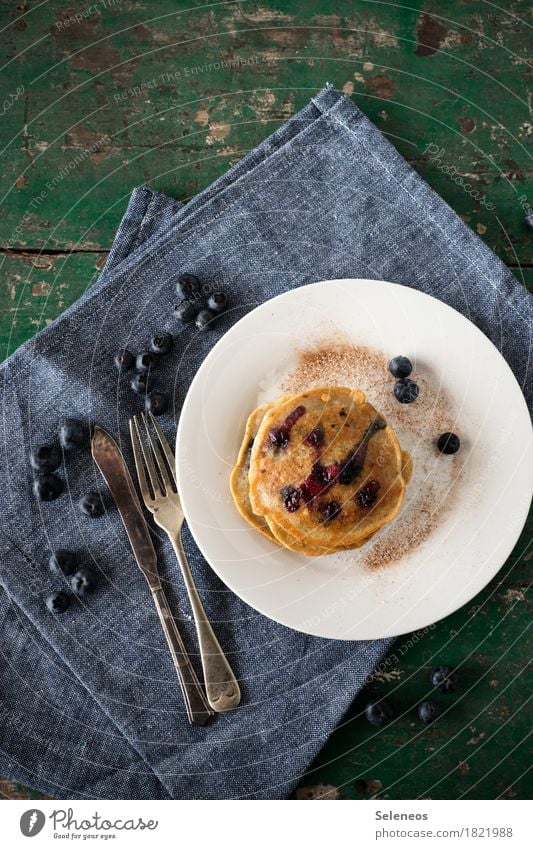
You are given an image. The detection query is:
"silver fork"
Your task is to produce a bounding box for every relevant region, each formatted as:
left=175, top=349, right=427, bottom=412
left=129, top=412, right=241, bottom=712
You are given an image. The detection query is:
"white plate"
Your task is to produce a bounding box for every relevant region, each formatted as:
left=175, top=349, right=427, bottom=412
left=176, top=280, right=532, bottom=640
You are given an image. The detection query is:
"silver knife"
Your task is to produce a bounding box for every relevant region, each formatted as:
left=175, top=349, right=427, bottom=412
left=91, top=425, right=213, bottom=726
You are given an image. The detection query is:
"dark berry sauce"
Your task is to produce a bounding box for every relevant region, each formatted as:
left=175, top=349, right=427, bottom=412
left=268, top=405, right=306, bottom=450
left=303, top=425, right=324, bottom=450
left=338, top=417, right=386, bottom=485
left=278, top=414, right=386, bottom=520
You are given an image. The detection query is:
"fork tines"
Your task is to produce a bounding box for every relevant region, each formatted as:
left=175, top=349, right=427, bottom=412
left=129, top=412, right=177, bottom=505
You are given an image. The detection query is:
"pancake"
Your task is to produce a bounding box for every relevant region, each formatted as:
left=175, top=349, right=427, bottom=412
left=230, top=401, right=353, bottom=555
left=266, top=515, right=377, bottom=555
left=230, top=403, right=278, bottom=543
left=248, top=387, right=406, bottom=550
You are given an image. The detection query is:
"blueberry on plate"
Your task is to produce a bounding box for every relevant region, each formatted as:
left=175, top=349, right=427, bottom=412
left=430, top=665, right=458, bottom=694
left=79, top=491, right=104, bottom=517
left=176, top=273, right=200, bottom=300
left=135, top=351, right=156, bottom=373
left=49, top=549, right=78, bottom=576
left=393, top=378, right=420, bottom=404
left=388, top=355, right=413, bottom=379
left=70, top=567, right=97, bottom=597
left=195, top=309, right=216, bottom=331
left=365, top=698, right=394, bottom=727
left=418, top=700, right=441, bottom=724
left=149, top=332, right=173, bottom=356
left=130, top=372, right=153, bottom=395
left=33, top=473, right=63, bottom=502
left=174, top=301, right=198, bottom=324
left=437, top=432, right=460, bottom=455
left=30, top=443, right=61, bottom=473
left=206, top=292, right=227, bottom=314
left=145, top=391, right=169, bottom=417
left=114, top=348, right=135, bottom=371
left=46, top=590, right=71, bottom=614
left=59, top=418, right=87, bottom=450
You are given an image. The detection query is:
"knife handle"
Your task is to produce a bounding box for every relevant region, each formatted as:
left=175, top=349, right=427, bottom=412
left=151, top=587, right=213, bottom=726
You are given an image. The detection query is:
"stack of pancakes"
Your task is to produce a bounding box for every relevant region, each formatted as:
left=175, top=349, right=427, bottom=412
left=230, top=387, right=412, bottom=556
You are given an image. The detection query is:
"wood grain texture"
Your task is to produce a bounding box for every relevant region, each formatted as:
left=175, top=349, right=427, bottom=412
left=0, top=0, right=531, bottom=801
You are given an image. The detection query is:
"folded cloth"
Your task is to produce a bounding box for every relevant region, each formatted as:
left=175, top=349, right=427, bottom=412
left=0, top=85, right=530, bottom=800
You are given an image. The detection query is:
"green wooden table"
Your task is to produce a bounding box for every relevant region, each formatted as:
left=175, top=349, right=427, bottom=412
left=1, top=0, right=531, bottom=801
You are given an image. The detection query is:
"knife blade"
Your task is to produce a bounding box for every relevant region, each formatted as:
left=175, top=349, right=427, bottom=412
left=91, top=426, right=159, bottom=589
left=91, top=425, right=212, bottom=725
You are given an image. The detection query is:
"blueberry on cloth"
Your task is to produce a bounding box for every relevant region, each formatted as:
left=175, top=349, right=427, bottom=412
left=149, top=332, right=173, bottom=356
left=30, top=443, right=61, bottom=473
left=46, top=591, right=70, bottom=614
left=59, top=418, right=87, bottom=450
left=114, top=348, right=135, bottom=371
left=49, top=550, right=78, bottom=576
left=145, top=391, right=169, bottom=417
left=130, top=372, right=153, bottom=395
left=70, top=568, right=97, bottom=597
left=79, top=491, right=104, bottom=517
left=33, top=474, right=63, bottom=501
left=174, top=301, right=198, bottom=323
left=195, top=309, right=216, bottom=331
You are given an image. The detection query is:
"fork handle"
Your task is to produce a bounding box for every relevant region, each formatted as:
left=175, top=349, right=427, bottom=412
left=151, top=587, right=213, bottom=726
left=171, top=534, right=241, bottom=712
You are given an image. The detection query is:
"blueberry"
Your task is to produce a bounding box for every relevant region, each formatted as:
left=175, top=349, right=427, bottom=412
left=430, top=665, right=458, bottom=694
left=176, top=273, right=200, bottom=299
left=207, top=292, right=227, bottom=314
left=46, top=590, right=71, bottom=614
left=145, top=391, right=169, bottom=417
left=389, top=355, right=413, bottom=379
left=114, top=348, right=135, bottom=371
left=174, top=301, right=198, bottom=323
left=135, top=351, right=156, bottom=373
left=437, top=432, right=460, bottom=455
left=30, top=443, right=61, bottom=473
left=49, top=549, right=78, bottom=577
left=33, top=473, right=63, bottom=502
left=130, top=372, right=153, bottom=395
left=79, top=491, right=104, bottom=517
left=418, top=700, right=441, bottom=724
left=149, top=332, right=173, bottom=356
left=59, top=418, right=87, bottom=450
left=524, top=212, right=533, bottom=231
left=394, top=378, right=420, bottom=404
left=70, top=567, right=97, bottom=597
left=319, top=501, right=342, bottom=523
left=195, top=309, right=216, bottom=331
left=365, top=698, right=394, bottom=728
left=280, top=485, right=302, bottom=513
left=357, top=480, right=380, bottom=508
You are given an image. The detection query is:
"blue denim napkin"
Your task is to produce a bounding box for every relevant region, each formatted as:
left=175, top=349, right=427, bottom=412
left=0, top=85, right=530, bottom=800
